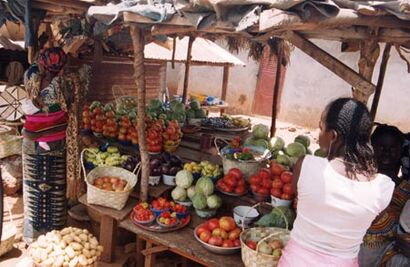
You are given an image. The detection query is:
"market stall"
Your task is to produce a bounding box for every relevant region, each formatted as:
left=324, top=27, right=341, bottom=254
left=4, top=0, right=410, bottom=266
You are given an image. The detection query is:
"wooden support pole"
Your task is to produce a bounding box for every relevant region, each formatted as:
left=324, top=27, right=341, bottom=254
left=99, top=215, right=117, bottom=262
left=130, top=25, right=150, bottom=202
left=171, top=37, right=176, bottom=69
left=285, top=31, right=376, bottom=96
left=371, top=44, right=392, bottom=121
left=220, top=65, right=230, bottom=115
left=271, top=42, right=284, bottom=137
left=182, top=36, right=194, bottom=104
left=353, top=39, right=380, bottom=103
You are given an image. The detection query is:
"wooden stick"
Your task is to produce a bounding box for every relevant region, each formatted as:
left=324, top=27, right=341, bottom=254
left=141, top=245, right=168, bottom=256
left=100, top=215, right=117, bottom=263
left=182, top=36, right=194, bottom=104
left=271, top=42, right=283, bottom=137
left=371, top=44, right=392, bottom=121
left=130, top=25, right=150, bottom=202
left=220, top=65, right=230, bottom=115
left=285, top=31, right=376, bottom=95
left=171, top=37, right=176, bottom=69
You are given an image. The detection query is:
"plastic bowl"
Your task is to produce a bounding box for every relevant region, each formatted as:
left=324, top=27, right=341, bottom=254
left=271, top=196, right=293, bottom=207
left=150, top=207, right=169, bottom=217
left=194, top=224, right=241, bottom=254
left=175, top=200, right=193, bottom=208
left=174, top=210, right=190, bottom=219
left=156, top=217, right=179, bottom=228
left=162, top=174, right=176, bottom=186
left=134, top=214, right=155, bottom=225
left=149, top=175, right=161, bottom=186
left=233, top=206, right=259, bottom=228
left=195, top=208, right=217, bottom=218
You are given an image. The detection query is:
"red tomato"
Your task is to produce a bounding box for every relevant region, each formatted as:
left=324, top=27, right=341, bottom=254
left=208, top=236, right=223, bottom=246
left=237, top=179, right=245, bottom=187
left=250, top=184, right=258, bottom=193
left=257, top=187, right=269, bottom=195
left=219, top=217, right=236, bottom=232
left=250, top=175, right=261, bottom=186
left=225, top=176, right=238, bottom=188
left=271, top=161, right=285, bottom=176
left=258, top=170, right=270, bottom=180
left=271, top=188, right=282, bottom=198
left=233, top=239, right=241, bottom=247
left=246, top=240, right=257, bottom=250
left=200, top=231, right=212, bottom=243
left=235, top=185, right=245, bottom=194
left=281, top=193, right=293, bottom=200
left=283, top=183, right=293, bottom=195
left=228, top=168, right=243, bottom=180
left=280, top=171, right=293, bottom=184
left=207, top=219, right=220, bottom=231
left=196, top=225, right=210, bottom=236
left=261, top=178, right=272, bottom=189
left=222, top=240, right=234, bottom=248
left=271, top=178, right=284, bottom=189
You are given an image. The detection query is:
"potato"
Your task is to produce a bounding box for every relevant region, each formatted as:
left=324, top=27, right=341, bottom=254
left=64, top=255, right=70, bottom=262
left=60, top=228, right=71, bottom=236
left=79, top=233, right=88, bottom=242
left=59, top=241, right=67, bottom=249
left=84, top=242, right=90, bottom=250
left=82, top=248, right=91, bottom=258
left=92, top=256, right=97, bottom=262
left=54, top=255, right=65, bottom=267
left=45, top=244, right=53, bottom=254
left=97, top=245, right=103, bottom=252
left=65, top=246, right=75, bottom=259
left=41, top=258, right=54, bottom=266
left=90, top=249, right=96, bottom=257
left=38, top=241, right=48, bottom=249
left=73, top=235, right=82, bottom=243
left=82, top=229, right=89, bottom=235
left=38, top=235, right=47, bottom=243
left=69, top=257, right=79, bottom=267
left=63, top=263, right=69, bottom=267
left=40, top=250, right=48, bottom=262
left=70, top=242, right=83, bottom=251
left=87, top=258, right=94, bottom=265
left=75, top=229, right=83, bottom=236
left=78, top=255, right=88, bottom=266
left=63, top=235, right=73, bottom=244
left=96, top=250, right=101, bottom=257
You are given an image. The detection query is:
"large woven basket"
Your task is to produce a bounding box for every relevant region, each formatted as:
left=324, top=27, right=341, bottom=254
left=0, top=198, right=17, bottom=257
left=0, top=125, right=21, bottom=159
left=215, top=138, right=268, bottom=182
left=240, top=203, right=290, bottom=267
left=81, top=149, right=139, bottom=210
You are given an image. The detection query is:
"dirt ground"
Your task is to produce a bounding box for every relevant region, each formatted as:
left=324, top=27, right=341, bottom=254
left=0, top=116, right=319, bottom=266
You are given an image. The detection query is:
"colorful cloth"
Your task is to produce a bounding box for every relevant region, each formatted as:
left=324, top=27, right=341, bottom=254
left=38, top=47, right=67, bottom=74
left=23, top=111, right=68, bottom=132
left=279, top=239, right=359, bottom=267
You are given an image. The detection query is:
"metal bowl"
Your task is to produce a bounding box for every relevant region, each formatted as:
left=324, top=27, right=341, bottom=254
left=156, top=217, right=179, bottom=228
left=194, top=224, right=241, bottom=255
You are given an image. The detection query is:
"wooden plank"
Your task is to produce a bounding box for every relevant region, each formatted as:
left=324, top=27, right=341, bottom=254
left=220, top=66, right=230, bottom=115
left=141, top=245, right=168, bottom=256
left=124, top=12, right=194, bottom=27
left=100, top=215, right=117, bottom=262
left=285, top=31, right=376, bottom=95
left=144, top=242, right=155, bottom=267
left=271, top=41, right=284, bottom=137
left=259, top=8, right=410, bottom=33
left=78, top=194, right=138, bottom=221
left=130, top=25, right=150, bottom=202
left=371, top=44, right=392, bottom=121
left=136, top=237, right=145, bottom=267
left=182, top=36, right=195, bottom=104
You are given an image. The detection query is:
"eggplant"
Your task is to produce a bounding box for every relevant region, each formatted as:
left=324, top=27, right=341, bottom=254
left=161, top=164, right=170, bottom=175
left=150, top=158, right=162, bottom=168
left=169, top=166, right=181, bottom=176
left=161, top=152, right=171, bottom=163
left=170, top=155, right=182, bottom=166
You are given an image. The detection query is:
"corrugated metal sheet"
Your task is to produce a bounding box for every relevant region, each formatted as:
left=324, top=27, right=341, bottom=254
left=144, top=37, right=245, bottom=66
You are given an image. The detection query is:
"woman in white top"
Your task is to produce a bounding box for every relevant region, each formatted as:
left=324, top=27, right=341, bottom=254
left=278, top=98, right=395, bottom=267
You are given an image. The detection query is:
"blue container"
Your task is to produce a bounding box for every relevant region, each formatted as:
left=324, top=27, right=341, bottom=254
left=150, top=207, right=169, bottom=218
left=175, top=210, right=189, bottom=219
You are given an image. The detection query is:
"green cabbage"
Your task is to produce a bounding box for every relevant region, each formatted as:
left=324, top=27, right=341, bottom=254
left=294, top=135, right=311, bottom=149
left=171, top=186, right=187, bottom=202
left=186, top=109, right=196, bottom=119
left=187, top=185, right=196, bottom=200
left=195, top=109, right=207, bottom=118
left=285, top=142, right=306, bottom=158
left=175, top=170, right=193, bottom=189
left=195, top=176, right=214, bottom=196
left=190, top=100, right=201, bottom=110
left=149, top=99, right=163, bottom=110
left=276, top=153, right=291, bottom=166
left=192, top=193, right=207, bottom=210
left=270, top=136, right=285, bottom=151
left=206, top=194, right=222, bottom=209
left=255, top=206, right=296, bottom=229
left=252, top=124, right=269, bottom=140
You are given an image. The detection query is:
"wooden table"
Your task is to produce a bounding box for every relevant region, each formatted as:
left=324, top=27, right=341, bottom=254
left=78, top=194, right=138, bottom=263
left=119, top=214, right=243, bottom=267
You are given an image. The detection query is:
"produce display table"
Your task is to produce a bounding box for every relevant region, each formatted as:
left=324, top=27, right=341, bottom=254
left=119, top=213, right=243, bottom=267
left=78, top=194, right=138, bottom=263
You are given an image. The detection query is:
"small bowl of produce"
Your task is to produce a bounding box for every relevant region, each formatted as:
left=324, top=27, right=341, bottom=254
left=233, top=206, right=259, bottom=228
left=156, top=211, right=179, bottom=228
left=150, top=198, right=172, bottom=217
left=172, top=203, right=189, bottom=219
left=134, top=209, right=155, bottom=225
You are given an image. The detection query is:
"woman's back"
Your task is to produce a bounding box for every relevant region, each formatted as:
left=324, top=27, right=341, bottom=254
left=291, top=155, right=395, bottom=258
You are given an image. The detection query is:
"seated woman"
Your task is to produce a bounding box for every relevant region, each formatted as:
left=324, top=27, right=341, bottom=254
left=359, top=124, right=410, bottom=266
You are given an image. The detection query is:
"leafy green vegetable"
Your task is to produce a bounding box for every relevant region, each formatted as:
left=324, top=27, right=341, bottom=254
left=255, top=206, right=296, bottom=229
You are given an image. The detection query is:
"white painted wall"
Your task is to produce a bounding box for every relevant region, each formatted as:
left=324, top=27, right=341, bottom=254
left=166, top=40, right=260, bottom=114
left=278, top=40, right=410, bottom=132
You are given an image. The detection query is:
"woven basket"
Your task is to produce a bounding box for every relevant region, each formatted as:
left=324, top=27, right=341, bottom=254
left=81, top=149, right=139, bottom=210
left=0, top=198, right=17, bottom=257
left=215, top=138, right=267, bottom=182
left=0, top=125, right=21, bottom=159
left=240, top=203, right=290, bottom=267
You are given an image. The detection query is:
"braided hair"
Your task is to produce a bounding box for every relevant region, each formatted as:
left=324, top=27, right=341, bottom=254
left=324, top=98, right=377, bottom=178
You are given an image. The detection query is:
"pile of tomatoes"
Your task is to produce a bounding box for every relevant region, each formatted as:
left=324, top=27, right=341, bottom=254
left=103, top=111, right=118, bottom=139
left=146, top=120, right=164, bottom=153
left=157, top=211, right=178, bottom=225
left=90, top=107, right=105, bottom=134
left=117, top=115, right=138, bottom=145
left=216, top=168, right=246, bottom=195
left=249, top=168, right=273, bottom=196
left=196, top=216, right=241, bottom=248
left=162, top=120, right=183, bottom=152
left=82, top=105, right=92, bottom=130
left=134, top=202, right=155, bottom=222
left=270, top=161, right=294, bottom=200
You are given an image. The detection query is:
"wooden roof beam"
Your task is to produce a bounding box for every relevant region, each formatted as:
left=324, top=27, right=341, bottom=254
left=285, top=31, right=376, bottom=96
left=260, top=8, right=410, bottom=33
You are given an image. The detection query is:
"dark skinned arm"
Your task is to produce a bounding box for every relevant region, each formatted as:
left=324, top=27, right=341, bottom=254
left=291, top=156, right=305, bottom=196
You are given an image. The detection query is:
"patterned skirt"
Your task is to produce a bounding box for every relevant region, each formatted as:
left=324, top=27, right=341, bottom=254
left=22, top=138, right=66, bottom=243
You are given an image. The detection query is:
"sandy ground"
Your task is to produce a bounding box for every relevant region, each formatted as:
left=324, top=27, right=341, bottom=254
left=0, top=116, right=319, bottom=266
